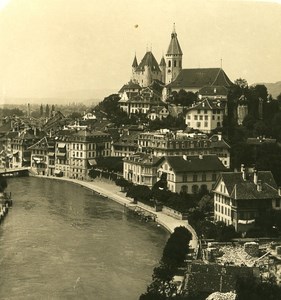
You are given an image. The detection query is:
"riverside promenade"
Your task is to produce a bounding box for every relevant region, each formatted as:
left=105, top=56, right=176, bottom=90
left=35, top=175, right=198, bottom=249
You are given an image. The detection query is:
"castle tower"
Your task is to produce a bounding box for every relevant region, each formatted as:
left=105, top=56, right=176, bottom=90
left=165, top=24, right=183, bottom=84
left=131, top=54, right=138, bottom=82
left=159, top=56, right=166, bottom=84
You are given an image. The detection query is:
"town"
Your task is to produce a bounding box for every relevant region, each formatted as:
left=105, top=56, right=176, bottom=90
left=1, top=23, right=281, bottom=300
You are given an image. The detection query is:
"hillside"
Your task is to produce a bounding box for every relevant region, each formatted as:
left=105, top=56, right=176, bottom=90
left=253, top=81, right=281, bottom=99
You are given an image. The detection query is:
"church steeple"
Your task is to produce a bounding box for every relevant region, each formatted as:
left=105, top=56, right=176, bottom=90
left=165, top=23, right=183, bottom=84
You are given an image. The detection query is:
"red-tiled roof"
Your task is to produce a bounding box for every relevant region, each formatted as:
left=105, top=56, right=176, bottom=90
left=199, top=85, right=229, bottom=96
left=118, top=81, right=141, bottom=93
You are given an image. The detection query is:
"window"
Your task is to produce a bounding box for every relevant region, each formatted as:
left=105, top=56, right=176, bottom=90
left=192, top=185, right=199, bottom=194
left=183, top=174, right=187, bottom=182
left=204, top=115, right=208, bottom=120
left=276, top=199, right=280, bottom=208
left=197, top=122, right=201, bottom=127
left=199, top=115, right=203, bottom=120
left=193, top=174, right=198, bottom=182
left=168, top=60, right=171, bottom=67
left=202, top=173, right=206, bottom=181
left=174, top=60, right=177, bottom=67
left=212, top=115, right=215, bottom=120
left=204, top=122, right=208, bottom=127
left=212, top=173, right=217, bottom=181
left=204, top=110, right=208, bottom=114
left=187, top=115, right=191, bottom=120
left=194, top=115, right=198, bottom=120
left=197, top=110, right=201, bottom=114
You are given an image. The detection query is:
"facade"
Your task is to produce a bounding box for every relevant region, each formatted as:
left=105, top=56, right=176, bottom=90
left=119, top=84, right=165, bottom=116
left=138, top=131, right=231, bottom=168
left=147, top=106, right=169, bottom=121
left=29, top=137, right=50, bottom=175
left=123, top=152, right=162, bottom=188
left=213, top=166, right=281, bottom=232
left=131, top=52, right=163, bottom=87
left=185, top=98, right=226, bottom=133
left=157, top=154, right=226, bottom=194
left=10, top=130, right=41, bottom=168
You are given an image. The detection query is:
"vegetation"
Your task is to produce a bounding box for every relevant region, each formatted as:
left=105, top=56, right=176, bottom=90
left=140, top=227, right=192, bottom=299
left=0, top=176, right=7, bottom=192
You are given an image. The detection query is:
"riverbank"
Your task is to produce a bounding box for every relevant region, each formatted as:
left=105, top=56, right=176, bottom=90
left=34, top=175, right=198, bottom=249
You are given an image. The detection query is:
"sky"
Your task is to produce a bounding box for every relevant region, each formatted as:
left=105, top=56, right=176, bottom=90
left=0, top=0, right=280, bottom=101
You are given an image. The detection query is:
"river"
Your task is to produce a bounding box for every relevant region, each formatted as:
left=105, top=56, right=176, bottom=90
left=0, top=177, right=169, bottom=300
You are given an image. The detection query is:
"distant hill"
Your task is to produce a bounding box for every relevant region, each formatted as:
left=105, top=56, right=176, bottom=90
left=252, top=81, right=281, bottom=99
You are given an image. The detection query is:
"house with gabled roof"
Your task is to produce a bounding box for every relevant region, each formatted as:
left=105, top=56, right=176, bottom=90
left=157, top=154, right=226, bottom=194
left=213, top=165, right=281, bottom=232
left=28, top=136, right=52, bottom=175
left=185, top=98, right=226, bottom=133
left=147, top=105, right=169, bottom=121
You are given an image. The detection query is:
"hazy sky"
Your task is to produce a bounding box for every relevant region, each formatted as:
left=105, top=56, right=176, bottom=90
left=0, top=0, right=280, bottom=100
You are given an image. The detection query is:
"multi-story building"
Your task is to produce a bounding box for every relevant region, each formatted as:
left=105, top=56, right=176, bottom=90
left=67, top=130, right=112, bottom=179
left=213, top=165, right=281, bottom=232
left=138, top=131, right=231, bottom=168
left=185, top=98, right=226, bottom=133
left=157, top=154, right=226, bottom=194
left=29, top=137, right=50, bottom=175
left=10, top=129, right=41, bottom=168
left=123, top=152, right=162, bottom=188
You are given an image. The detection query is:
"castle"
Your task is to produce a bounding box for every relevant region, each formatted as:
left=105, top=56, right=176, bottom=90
left=129, top=24, right=232, bottom=96
left=131, top=24, right=183, bottom=87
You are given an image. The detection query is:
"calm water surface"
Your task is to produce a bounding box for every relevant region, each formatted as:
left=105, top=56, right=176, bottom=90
left=0, top=177, right=169, bottom=300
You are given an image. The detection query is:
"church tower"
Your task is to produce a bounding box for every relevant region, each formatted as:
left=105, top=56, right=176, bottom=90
left=131, top=54, right=138, bottom=82
left=165, top=24, right=183, bottom=84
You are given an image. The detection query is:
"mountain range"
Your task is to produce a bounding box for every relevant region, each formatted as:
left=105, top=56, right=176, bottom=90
left=253, top=81, right=281, bottom=99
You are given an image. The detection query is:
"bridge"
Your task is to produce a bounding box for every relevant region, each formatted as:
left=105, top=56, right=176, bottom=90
left=0, top=167, right=31, bottom=177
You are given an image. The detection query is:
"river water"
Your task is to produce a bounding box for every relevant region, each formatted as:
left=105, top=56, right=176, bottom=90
left=0, top=177, right=169, bottom=300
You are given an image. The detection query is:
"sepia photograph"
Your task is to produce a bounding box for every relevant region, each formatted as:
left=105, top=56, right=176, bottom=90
left=0, top=0, right=281, bottom=299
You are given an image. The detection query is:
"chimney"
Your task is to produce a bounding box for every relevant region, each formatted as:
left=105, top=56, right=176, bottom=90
left=241, top=164, right=246, bottom=180
left=257, top=180, right=262, bottom=192
left=199, top=154, right=203, bottom=159
left=218, top=132, right=222, bottom=141
left=278, top=187, right=281, bottom=197
left=253, top=169, right=258, bottom=185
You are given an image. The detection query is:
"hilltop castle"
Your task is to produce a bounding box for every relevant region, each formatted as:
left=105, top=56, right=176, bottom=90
left=129, top=25, right=232, bottom=96
left=131, top=25, right=183, bottom=87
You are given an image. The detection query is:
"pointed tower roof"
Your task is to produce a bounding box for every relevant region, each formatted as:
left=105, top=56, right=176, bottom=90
left=166, top=24, right=183, bottom=55
left=136, top=51, right=161, bottom=72
left=132, top=55, right=138, bottom=68
left=159, top=56, right=166, bottom=66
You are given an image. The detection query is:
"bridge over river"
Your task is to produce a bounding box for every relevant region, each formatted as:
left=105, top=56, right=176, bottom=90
left=0, top=167, right=30, bottom=177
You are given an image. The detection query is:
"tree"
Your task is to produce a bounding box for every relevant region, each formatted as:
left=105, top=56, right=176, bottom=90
left=40, top=104, right=43, bottom=117
left=115, top=177, right=132, bottom=192
left=45, top=104, right=50, bottom=117
left=68, top=112, right=82, bottom=120
left=234, top=78, right=248, bottom=90
left=197, top=195, right=213, bottom=214
left=0, top=176, right=7, bottom=192
left=126, top=185, right=151, bottom=203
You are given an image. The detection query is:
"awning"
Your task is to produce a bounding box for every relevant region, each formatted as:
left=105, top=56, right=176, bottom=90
left=57, top=143, right=66, bottom=148
left=54, top=170, right=62, bottom=174
left=88, top=159, right=97, bottom=166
